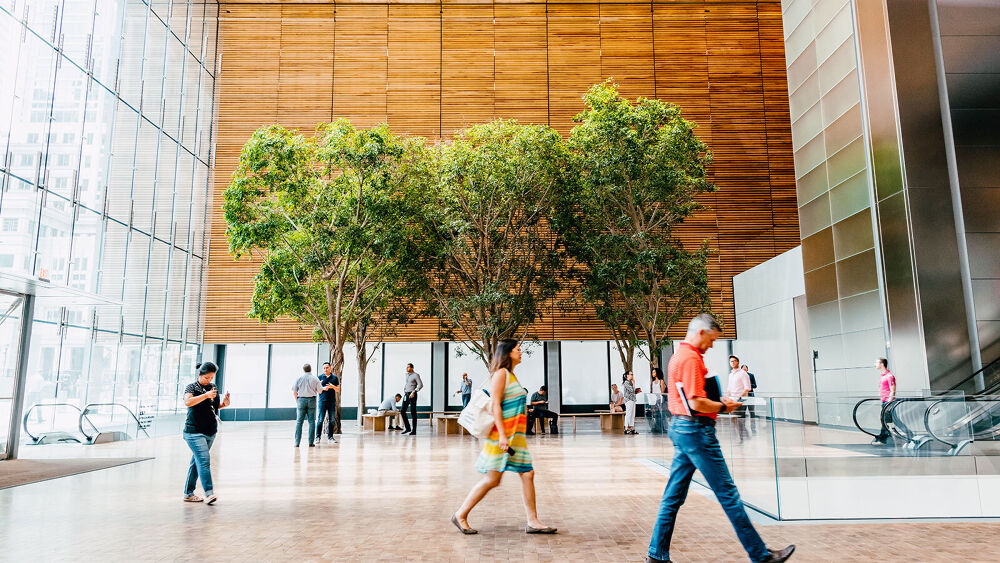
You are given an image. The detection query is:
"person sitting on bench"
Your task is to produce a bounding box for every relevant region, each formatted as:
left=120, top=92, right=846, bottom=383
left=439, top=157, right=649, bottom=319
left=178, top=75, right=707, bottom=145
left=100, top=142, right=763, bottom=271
left=526, top=386, right=558, bottom=435
left=378, top=394, right=404, bottom=431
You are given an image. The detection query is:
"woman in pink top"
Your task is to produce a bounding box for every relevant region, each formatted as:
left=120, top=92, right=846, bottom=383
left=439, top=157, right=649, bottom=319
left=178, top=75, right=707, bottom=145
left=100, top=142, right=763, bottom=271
left=873, top=357, right=896, bottom=445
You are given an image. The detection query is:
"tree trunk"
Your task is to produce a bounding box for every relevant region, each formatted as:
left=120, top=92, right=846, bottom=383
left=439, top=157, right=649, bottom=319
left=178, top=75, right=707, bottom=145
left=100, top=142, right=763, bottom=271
left=329, top=341, right=346, bottom=433
left=356, top=343, right=369, bottom=424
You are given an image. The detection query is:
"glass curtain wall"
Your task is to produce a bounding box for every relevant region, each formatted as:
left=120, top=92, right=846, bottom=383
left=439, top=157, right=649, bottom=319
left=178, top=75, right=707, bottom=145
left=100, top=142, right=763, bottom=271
left=0, top=0, right=218, bottom=440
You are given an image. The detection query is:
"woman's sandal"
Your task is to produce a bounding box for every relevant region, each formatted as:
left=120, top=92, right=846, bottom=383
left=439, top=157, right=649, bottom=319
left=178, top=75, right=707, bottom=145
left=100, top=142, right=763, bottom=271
left=525, top=525, right=558, bottom=534
left=451, top=514, right=478, bottom=535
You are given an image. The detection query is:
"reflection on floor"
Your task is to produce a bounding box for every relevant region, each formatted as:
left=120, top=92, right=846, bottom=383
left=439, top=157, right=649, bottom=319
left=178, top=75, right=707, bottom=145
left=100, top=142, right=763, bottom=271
left=2, top=419, right=999, bottom=561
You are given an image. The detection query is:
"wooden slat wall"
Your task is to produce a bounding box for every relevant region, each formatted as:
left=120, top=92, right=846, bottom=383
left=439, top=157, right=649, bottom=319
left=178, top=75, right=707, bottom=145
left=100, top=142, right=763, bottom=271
left=208, top=1, right=800, bottom=343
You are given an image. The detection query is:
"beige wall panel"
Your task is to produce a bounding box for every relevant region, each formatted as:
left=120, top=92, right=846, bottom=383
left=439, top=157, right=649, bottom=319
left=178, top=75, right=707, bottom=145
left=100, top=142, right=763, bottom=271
left=494, top=4, right=548, bottom=124
left=387, top=5, right=441, bottom=138
left=333, top=5, right=388, bottom=127
left=442, top=5, right=495, bottom=137
left=547, top=4, right=602, bottom=136
left=599, top=4, right=655, bottom=100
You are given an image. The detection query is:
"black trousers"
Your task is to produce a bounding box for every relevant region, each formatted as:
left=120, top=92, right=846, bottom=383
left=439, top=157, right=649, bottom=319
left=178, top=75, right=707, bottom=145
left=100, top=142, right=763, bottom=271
left=875, top=400, right=894, bottom=443
left=401, top=392, right=418, bottom=432
left=316, top=395, right=336, bottom=439
left=527, top=408, right=558, bottom=433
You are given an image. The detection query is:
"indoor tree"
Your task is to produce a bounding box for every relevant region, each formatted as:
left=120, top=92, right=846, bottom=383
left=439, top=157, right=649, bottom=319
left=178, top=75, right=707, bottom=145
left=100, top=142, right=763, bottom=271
left=223, top=120, right=428, bottom=423
left=413, top=120, right=569, bottom=367
left=555, top=81, right=715, bottom=371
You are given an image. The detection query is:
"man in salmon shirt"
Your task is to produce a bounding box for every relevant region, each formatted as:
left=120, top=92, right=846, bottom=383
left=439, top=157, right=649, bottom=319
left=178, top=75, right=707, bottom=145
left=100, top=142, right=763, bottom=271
left=646, top=314, right=795, bottom=563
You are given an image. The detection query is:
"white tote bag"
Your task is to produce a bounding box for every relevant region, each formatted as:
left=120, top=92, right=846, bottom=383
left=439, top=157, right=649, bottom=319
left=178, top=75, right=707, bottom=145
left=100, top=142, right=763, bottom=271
left=458, top=388, right=495, bottom=439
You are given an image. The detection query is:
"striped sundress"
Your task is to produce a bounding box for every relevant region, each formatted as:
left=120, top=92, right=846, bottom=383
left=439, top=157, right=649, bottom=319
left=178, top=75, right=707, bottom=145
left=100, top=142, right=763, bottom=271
left=475, top=370, right=533, bottom=474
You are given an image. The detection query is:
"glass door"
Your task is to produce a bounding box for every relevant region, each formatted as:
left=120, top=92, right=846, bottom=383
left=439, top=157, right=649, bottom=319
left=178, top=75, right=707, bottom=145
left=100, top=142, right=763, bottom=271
left=0, top=291, right=25, bottom=459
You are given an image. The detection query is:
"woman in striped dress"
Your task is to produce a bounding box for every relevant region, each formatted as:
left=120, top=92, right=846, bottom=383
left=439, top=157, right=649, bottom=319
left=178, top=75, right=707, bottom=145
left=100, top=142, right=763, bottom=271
left=451, top=339, right=557, bottom=535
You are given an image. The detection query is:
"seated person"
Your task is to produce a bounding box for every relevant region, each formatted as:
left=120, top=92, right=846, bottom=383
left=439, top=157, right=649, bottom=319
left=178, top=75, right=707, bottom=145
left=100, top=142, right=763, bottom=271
left=526, top=385, right=559, bottom=435
left=378, top=394, right=404, bottom=431
left=609, top=384, right=624, bottom=413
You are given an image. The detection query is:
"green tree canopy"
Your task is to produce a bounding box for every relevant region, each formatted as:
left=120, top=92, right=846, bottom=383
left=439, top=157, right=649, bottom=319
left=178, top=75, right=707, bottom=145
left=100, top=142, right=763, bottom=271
left=556, top=81, right=715, bottom=370
left=223, top=120, right=428, bottom=417
left=414, top=120, right=568, bottom=366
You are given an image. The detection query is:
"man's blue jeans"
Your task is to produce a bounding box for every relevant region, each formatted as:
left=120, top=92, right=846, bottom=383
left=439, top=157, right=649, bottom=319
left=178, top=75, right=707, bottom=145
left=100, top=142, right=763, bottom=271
left=295, top=396, right=317, bottom=446
left=648, top=417, right=769, bottom=562
left=316, top=395, right=336, bottom=439
left=183, top=432, right=216, bottom=496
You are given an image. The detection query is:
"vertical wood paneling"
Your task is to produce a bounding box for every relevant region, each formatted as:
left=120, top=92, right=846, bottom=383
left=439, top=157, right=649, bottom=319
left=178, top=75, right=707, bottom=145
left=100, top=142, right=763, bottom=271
left=547, top=3, right=602, bottom=135
left=208, top=1, right=800, bottom=342
left=333, top=5, right=388, bottom=127
left=388, top=5, right=441, bottom=138
left=442, top=5, right=495, bottom=137
left=494, top=4, right=548, bottom=124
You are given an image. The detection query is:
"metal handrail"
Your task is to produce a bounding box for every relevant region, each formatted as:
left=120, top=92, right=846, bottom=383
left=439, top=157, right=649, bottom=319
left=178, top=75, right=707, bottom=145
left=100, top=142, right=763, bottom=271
left=79, top=402, right=151, bottom=441
left=851, top=398, right=884, bottom=438
left=21, top=402, right=84, bottom=442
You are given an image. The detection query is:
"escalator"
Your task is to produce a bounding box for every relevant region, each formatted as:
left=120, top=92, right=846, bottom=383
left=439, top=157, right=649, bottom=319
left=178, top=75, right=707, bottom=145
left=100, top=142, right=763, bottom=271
left=851, top=356, right=1000, bottom=455
left=23, top=402, right=149, bottom=445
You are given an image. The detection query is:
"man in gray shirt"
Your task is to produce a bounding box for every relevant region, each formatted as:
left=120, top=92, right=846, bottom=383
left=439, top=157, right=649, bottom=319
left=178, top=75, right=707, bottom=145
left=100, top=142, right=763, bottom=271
left=400, top=363, right=424, bottom=435
left=378, top=393, right=404, bottom=431
left=292, top=364, right=334, bottom=447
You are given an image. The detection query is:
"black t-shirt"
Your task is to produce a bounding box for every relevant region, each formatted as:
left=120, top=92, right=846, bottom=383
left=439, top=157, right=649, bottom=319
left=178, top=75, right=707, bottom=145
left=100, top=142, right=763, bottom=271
left=184, top=381, right=220, bottom=435
left=319, top=374, right=339, bottom=400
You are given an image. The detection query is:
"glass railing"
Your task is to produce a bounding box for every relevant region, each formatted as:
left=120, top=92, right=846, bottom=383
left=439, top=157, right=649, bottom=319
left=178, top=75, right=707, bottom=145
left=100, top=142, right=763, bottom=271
left=642, top=392, right=1000, bottom=520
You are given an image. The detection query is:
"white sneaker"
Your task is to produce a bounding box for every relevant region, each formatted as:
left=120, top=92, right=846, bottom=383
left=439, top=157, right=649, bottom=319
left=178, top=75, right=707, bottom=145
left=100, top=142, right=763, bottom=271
left=206, top=494, right=217, bottom=505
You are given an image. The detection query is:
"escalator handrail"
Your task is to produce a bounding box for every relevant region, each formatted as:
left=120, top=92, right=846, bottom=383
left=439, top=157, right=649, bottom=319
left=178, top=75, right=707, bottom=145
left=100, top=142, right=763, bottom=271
left=924, top=396, right=1000, bottom=447
left=22, top=402, right=84, bottom=442
left=924, top=397, right=967, bottom=447
left=948, top=355, right=1000, bottom=394
left=852, top=398, right=884, bottom=438
left=79, top=402, right=151, bottom=441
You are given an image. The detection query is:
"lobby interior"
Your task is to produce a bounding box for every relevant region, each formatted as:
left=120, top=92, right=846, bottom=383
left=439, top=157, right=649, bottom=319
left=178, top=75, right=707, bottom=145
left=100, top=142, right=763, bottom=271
left=2, top=0, right=1000, bottom=561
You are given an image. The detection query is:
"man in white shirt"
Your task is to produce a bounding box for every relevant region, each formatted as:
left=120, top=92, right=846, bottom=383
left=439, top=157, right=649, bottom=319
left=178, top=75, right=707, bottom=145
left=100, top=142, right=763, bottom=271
left=727, top=355, right=752, bottom=442
left=378, top=394, right=404, bottom=431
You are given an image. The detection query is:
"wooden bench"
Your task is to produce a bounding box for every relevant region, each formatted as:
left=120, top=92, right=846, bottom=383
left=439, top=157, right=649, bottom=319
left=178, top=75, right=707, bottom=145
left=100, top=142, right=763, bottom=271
left=361, top=413, right=387, bottom=432
left=595, top=410, right=626, bottom=430
left=433, top=414, right=467, bottom=435
left=558, top=413, right=602, bottom=432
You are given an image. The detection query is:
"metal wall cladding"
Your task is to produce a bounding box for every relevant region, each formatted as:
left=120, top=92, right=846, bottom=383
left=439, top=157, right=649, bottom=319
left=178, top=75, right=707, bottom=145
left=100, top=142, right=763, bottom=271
left=782, top=0, right=890, bottom=415
left=939, top=0, right=1000, bottom=365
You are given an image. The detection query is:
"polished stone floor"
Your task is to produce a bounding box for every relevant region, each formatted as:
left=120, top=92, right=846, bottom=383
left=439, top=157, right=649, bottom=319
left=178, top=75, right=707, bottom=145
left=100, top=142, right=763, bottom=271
left=3, top=420, right=999, bottom=562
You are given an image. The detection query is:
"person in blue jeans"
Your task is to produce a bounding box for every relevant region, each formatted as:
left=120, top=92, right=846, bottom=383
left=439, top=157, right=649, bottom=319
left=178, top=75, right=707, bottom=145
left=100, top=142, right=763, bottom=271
left=316, top=362, right=341, bottom=443
left=647, top=314, right=793, bottom=563
left=292, top=363, right=334, bottom=447
left=182, top=361, right=230, bottom=505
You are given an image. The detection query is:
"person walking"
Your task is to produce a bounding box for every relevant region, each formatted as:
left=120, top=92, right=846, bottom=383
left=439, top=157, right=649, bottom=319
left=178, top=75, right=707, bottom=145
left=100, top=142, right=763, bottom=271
left=623, top=371, right=639, bottom=435
left=872, top=358, right=896, bottom=446
left=649, top=368, right=668, bottom=433
left=455, top=373, right=473, bottom=408
left=646, top=314, right=794, bottom=563
left=379, top=394, right=404, bottom=430
left=727, top=356, right=752, bottom=442
left=316, top=362, right=341, bottom=443
left=526, top=386, right=559, bottom=435
left=742, top=364, right=758, bottom=434
left=400, top=363, right=424, bottom=435
left=292, top=364, right=333, bottom=447
left=182, top=361, right=230, bottom=505
left=451, top=339, right=556, bottom=535
left=610, top=384, right=624, bottom=413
